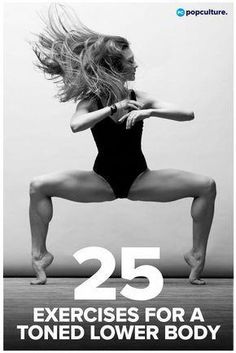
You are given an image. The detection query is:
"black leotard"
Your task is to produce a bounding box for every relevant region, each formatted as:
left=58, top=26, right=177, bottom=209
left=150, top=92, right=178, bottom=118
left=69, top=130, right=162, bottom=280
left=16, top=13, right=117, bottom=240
left=91, top=90, right=148, bottom=198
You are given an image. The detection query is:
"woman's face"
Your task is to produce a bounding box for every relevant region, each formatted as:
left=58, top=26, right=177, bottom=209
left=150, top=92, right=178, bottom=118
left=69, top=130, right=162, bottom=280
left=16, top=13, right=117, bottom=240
left=122, top=48, right=138, bottom=81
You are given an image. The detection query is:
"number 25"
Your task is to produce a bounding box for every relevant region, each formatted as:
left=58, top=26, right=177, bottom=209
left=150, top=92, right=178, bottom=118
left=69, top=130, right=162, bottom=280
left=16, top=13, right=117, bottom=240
left=73, top=247, right=163, bottom=301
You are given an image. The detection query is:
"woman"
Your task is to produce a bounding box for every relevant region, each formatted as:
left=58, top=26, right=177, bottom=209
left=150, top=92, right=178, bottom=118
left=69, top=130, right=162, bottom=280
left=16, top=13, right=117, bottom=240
left=30, top=5, right=216, bottom=285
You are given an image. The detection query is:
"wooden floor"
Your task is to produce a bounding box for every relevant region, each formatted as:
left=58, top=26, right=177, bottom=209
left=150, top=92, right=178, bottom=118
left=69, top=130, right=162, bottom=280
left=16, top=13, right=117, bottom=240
left=4, top=278, right=233, bottom=350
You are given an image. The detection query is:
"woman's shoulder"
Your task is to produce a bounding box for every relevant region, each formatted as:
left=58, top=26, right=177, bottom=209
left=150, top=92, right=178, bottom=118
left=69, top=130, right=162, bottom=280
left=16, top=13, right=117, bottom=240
left=132, top=90, right=156, bottom=109
left=75, top=97, right=99, bottom=113
left=129, top=89, right=148, bottom=101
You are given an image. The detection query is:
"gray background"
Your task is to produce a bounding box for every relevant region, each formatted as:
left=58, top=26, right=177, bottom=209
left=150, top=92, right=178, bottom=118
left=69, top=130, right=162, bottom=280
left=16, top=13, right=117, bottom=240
left=4, top=2, right=233, bottom=277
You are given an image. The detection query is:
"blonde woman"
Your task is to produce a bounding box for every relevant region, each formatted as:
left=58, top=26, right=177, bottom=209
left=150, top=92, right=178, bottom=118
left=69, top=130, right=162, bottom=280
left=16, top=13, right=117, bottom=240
left=30, top=5, right=216, bottom=285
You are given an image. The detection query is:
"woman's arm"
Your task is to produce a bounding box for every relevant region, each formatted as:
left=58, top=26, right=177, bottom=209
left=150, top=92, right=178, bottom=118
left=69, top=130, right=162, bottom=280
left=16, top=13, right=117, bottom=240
left=70, top=100, right=111, bottom=132
left=70, top=98, right=143, bottom=132
left=147, top=104, right=194, bottom=121
left=118, top=92, right=194, bottom=129
left=136, top=91, right=194, bottom=122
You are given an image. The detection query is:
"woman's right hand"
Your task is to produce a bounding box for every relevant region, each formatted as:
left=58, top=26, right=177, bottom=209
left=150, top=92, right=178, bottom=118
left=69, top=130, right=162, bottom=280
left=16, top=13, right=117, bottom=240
left=115, top=99, right=143, bottom=112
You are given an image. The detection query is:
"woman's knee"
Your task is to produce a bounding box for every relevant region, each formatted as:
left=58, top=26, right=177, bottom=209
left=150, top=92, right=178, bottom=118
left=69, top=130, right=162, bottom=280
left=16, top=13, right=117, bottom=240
left=201, top=177, right=217, bottom=198
left=29, top=176, right=47, bottom=196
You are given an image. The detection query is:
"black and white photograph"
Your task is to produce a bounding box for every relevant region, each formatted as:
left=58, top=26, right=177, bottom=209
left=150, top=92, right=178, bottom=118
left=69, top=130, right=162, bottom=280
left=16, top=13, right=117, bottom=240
left=3, top=1, right=233, bottom=350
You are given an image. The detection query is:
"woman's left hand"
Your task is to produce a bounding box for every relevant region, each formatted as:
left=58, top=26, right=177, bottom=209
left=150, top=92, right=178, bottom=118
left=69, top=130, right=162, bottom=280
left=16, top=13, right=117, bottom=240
left=118, top=109, right=151, bottom=129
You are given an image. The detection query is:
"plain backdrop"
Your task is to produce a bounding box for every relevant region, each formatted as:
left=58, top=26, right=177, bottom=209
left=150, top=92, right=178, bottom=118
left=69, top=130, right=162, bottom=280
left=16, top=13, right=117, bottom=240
left=4, top=2, right=233, bottom=277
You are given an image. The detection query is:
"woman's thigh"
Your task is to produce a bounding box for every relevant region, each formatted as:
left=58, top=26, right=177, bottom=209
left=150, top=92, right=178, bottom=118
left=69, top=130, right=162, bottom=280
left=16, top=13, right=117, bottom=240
left=127, top=168, right=213, bottom=202
left=31, top=170, right=116, bottom=202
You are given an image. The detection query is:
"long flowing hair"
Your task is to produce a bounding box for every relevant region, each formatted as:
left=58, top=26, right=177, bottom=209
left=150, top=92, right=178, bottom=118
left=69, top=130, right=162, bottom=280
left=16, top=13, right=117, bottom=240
left=32, top=4, right=131, bottom=105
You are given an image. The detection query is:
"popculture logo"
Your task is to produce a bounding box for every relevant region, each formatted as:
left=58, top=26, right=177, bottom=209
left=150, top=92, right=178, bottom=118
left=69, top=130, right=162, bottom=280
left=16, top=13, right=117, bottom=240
left=176, top=8, right=228, bottom=17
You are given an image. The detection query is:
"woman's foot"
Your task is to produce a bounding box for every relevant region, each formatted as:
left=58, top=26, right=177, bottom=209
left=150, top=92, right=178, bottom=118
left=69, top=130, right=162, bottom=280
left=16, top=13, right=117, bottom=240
left=184, top=250, right=206, bottom=285
left=31, top=251, right=54, bottom=285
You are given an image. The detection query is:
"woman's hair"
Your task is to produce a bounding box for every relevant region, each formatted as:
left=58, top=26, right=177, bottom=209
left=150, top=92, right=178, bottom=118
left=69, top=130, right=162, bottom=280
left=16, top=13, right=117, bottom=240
left=32, top=4, right=131, bottom=105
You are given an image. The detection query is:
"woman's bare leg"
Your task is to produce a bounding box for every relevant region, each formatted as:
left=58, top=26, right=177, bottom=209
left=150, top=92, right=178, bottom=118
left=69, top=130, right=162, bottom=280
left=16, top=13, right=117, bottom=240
left=29, top=170, right=115, bottom=284
left=127, top=168, right=217, bottom=285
